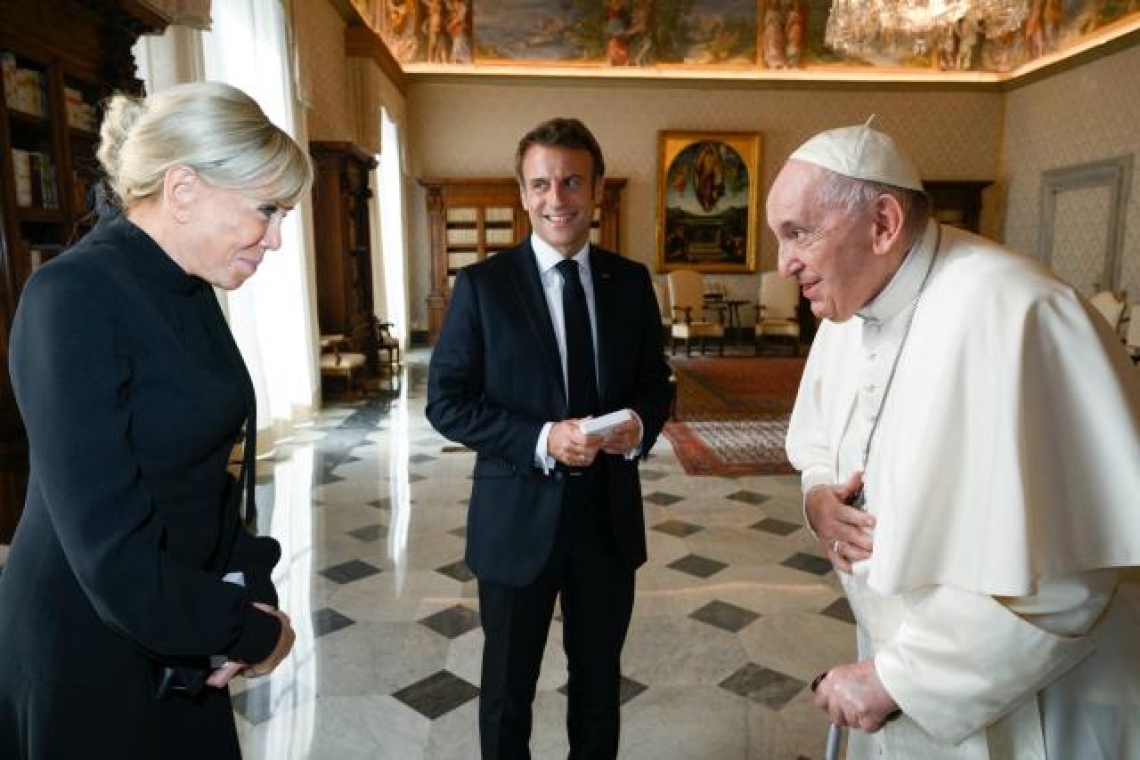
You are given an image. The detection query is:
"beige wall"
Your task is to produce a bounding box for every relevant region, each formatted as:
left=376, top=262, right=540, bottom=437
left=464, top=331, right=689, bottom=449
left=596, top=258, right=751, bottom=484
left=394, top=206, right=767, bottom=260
left=295, top=0, right=408, bottom=151
left=405, top=81, right=1003, bottom=331
left=1003, top=44, right=1140, bottom=301
left=295, top=0, right=354, bottom=142
left=295, top=0, right=411, bottom=334
left=294, top=2, right=1137, bottom=335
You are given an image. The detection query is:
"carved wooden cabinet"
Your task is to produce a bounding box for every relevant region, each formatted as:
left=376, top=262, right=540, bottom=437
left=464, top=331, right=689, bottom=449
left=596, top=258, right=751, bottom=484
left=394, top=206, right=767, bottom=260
left=420, top=176, right=626, bottom=343
left=309, top=141, right=380, bottom=375
left=0, top=0, right=166, bottom=542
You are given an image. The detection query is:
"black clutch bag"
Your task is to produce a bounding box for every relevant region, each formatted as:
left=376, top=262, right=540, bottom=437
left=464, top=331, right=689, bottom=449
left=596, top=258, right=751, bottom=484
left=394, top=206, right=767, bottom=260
left=153, top=660, right=211, bottom=700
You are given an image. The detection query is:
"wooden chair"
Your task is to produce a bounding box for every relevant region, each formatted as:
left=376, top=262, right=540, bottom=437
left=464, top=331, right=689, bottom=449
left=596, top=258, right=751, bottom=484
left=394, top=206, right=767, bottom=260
left=1125, top=304, right=1140, bottom=365
left=754, top=272, right=801, bottom=355
left=319, top=334, right=366, bottom=398
left=651, top=281, right=672, bottom=344
left=666, top=269, right=725, bottom=356
left=1089, top=290, right=1127, bottom=336
left=373, top=321, right=401, bottom=373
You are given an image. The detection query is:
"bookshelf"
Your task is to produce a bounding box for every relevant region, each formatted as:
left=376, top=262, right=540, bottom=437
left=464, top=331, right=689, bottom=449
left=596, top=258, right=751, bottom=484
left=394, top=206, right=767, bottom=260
left=420, top=177, right=626, bottom=343
left=0, top=0, right=167, bottom=542
left=310, top=141, right=381, bottom=380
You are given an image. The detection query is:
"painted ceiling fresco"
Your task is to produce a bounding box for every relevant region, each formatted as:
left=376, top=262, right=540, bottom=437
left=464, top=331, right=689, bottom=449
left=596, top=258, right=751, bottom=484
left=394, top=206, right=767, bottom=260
left=359, top=0, right=1140, bottom=75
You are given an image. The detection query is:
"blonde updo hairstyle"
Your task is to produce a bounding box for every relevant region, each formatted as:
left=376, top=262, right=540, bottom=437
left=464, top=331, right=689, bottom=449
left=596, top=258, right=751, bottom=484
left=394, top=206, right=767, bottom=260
left=96, top=81, right=312, bottom=212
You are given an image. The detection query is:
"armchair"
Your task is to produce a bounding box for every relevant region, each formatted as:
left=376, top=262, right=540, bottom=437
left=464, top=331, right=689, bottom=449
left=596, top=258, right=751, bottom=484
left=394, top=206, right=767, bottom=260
left=1126, top=304, right=1139, bottom=365
left=754, top=272, right=801, bottom=355
left=667, top=269, right=725, bottom=356
left=1089, top=290, right=1127, bottom=336
left=319, top=334, right=366, bottom=398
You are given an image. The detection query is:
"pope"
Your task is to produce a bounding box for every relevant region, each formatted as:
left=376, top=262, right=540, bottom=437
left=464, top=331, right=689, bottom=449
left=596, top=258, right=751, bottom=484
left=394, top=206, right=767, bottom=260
left=771, top=121, right=1140, bottom=759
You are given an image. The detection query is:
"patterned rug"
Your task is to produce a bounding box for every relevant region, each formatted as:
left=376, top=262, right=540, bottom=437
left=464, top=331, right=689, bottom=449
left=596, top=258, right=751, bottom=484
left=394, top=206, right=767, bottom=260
left=662, top=356, right=807, bottom=477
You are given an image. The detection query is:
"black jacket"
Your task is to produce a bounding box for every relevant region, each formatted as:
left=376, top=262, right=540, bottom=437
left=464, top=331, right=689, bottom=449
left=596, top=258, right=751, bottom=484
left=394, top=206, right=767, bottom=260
left=0, top=214, right=280, bottom=758
left=427, top=242, right=673, bottom=586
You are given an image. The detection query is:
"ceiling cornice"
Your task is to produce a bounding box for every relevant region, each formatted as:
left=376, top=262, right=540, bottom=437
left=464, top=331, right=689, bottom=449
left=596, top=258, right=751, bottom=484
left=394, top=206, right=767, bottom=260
left=345, top=24, right=407, bottom=93
left=334, top=1, right=1139, bottom=95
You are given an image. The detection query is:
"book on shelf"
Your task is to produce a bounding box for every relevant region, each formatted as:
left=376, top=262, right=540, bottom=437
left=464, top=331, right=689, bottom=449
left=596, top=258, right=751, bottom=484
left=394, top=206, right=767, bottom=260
left=1, top=53, right=47, bottom=117
left=446, top=208, right=478, bottom=223
left=1, top=52, right=15, bottom=107
left=26, top=243, right=64, bottom=271
left=63, top=86, right=97, bottom=132
left=11, top=149, right=32, bottom=207
left=32, top=152, right=59, bottom=209
left=448, top=251, right=479, bottom=268
left=484, top=207, right=515, bottom=223
left=72, top=170, right=92, bottom=213
left=10, top=149, right=59, bottom=209
left=485, top=228, right=515, bottom=245
left=446, top=227, right=478, bottom=245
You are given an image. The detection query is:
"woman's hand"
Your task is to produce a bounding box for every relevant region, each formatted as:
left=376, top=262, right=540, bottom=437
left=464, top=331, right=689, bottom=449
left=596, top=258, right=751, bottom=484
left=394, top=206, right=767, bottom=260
left=206, top=659, right=245, bottom=688
left=206, top=603, right=295, bottom=687
left=243, top=603, right=295, bottom=679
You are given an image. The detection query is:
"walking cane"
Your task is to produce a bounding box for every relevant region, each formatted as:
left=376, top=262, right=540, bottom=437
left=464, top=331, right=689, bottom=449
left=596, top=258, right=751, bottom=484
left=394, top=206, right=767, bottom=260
left=823, top=708, right=902, bottom=759
left=811, top=671, right=842, bottom=759
left=824, top=723, right=843, bottom=760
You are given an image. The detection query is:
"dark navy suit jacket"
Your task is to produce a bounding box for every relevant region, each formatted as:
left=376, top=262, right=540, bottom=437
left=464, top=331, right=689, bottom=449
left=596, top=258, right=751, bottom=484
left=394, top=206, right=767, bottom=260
left=426, top=241, right=673, bottom=586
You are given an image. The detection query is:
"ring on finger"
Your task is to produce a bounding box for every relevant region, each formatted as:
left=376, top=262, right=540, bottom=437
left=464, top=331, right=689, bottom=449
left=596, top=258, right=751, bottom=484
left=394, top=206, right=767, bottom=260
left=832, top=539, right=841, bottom=553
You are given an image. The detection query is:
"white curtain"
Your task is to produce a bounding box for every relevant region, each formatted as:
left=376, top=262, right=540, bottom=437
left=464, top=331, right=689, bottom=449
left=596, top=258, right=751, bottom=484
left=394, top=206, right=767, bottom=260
left=378, top=107, right=409, bottom=346
left=200, top=0, right=319, bottom=450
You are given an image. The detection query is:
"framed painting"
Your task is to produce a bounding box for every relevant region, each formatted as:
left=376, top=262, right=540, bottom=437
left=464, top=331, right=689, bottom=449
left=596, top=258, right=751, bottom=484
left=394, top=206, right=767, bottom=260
left=656, top=131, right=761, bottom=274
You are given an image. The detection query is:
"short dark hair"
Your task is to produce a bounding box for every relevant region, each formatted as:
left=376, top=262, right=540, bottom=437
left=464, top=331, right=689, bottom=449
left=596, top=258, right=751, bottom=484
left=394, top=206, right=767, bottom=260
left=514, top=117, right=605, bottom=184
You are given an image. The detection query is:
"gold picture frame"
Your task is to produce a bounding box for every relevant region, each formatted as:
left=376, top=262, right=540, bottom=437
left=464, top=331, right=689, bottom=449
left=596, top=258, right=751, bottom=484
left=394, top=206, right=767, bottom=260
left=656, top=131, right=762, bottom=274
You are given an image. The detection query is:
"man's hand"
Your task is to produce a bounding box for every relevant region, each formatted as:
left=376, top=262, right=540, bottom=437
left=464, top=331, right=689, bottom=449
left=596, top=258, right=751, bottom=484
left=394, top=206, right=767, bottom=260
left=813, top=660, right=899, bottom=733
left=806, top=471, right=876, bottom=573
left=598, top=410, right=642, bottom=456
left=548, top=418, right=605, bottom=468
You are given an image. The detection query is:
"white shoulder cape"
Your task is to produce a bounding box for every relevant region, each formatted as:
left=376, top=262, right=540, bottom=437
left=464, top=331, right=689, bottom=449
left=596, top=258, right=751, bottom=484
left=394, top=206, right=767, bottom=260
left=788, top=224, right=1140, bottom=596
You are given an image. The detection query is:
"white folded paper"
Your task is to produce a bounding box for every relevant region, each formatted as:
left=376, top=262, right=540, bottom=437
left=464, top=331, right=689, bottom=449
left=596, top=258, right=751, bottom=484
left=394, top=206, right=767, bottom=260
left=578, top=408, right=632, bottom=436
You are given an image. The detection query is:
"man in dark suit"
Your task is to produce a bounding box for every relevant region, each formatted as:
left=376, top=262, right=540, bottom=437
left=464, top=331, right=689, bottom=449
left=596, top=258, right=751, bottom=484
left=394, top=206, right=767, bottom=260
left=427, top=117, right=673, bottom=759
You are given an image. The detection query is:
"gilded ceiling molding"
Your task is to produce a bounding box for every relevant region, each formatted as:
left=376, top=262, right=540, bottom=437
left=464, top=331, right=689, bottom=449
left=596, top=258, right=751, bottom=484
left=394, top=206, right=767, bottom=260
left=344, top=0, right=1139, bottom=87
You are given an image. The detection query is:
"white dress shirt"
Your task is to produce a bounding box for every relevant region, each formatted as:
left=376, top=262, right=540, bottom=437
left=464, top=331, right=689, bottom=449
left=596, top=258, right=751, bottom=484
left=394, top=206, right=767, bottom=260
left=528, top=235, right=640, bottom=471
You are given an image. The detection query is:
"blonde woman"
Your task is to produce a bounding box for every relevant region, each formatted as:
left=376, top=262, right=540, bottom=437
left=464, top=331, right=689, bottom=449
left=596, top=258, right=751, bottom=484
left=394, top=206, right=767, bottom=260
left=0, top=81, right=311, bottom=759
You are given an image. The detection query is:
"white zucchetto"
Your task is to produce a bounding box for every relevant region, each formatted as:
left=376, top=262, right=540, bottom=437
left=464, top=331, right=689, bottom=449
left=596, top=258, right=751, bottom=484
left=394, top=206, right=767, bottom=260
left=789, top=120, right=924, bottom=192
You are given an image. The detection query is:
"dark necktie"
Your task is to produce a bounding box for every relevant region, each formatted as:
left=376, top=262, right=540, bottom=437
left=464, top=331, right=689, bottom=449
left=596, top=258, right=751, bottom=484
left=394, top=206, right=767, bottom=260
left=556, top=258, right=600, bottom=418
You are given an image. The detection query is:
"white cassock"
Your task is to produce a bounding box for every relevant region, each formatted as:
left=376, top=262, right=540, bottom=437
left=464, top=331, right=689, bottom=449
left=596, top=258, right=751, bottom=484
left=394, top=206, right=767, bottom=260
left=787, top=219, right=1140, bottom=759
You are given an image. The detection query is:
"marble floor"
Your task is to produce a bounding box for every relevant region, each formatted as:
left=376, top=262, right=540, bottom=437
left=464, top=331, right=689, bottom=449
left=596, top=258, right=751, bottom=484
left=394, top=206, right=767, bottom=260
left=227, top=349, right=856, bottom=759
